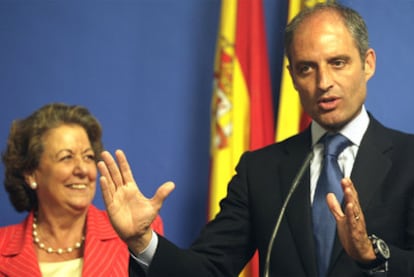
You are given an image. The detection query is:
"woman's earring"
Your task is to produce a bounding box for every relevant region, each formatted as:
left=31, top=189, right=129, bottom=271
left=30, top=182, right=37, bottom=190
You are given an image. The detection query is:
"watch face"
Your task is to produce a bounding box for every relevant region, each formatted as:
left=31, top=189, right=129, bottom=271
left=378, top=240, right=391, bottom=259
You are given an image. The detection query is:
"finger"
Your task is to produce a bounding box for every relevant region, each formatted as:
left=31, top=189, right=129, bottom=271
left=101, top=150, right=124, bottom=188
left=326, top=192, right=345, bottom=221
left=342, top=178, right=363, bottom=222
left=114, top=149, right=144, bottom=196
left=99, top=175, right=114, bottom=207
left=342, top=178, right=360, bottom=200
left=97, top=160, right=115, bottom=196
left=114, top=149, right=137, bottom=185
left=342, top=179, right=362, bottom=214
left=151, top=181, right=175, bottom=210
left=344, top=201, right=365, bottom=229
left=344, top=201, right=355, bottom=220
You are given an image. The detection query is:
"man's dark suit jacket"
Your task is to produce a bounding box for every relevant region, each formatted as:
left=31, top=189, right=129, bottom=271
left=131, top=116, right=414, bottom=277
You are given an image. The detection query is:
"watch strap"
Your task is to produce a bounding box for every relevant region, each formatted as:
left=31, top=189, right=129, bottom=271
left=357, top=234, right=390, bottom=274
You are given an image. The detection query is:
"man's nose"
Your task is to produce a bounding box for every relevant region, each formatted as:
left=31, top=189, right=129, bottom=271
left=317, top=66, right=334, bottom=91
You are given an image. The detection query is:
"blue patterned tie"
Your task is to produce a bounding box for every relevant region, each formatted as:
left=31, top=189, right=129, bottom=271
left=312, top=133, right=351, bottom=277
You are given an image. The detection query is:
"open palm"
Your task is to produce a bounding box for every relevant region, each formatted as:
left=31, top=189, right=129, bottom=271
left=98, top=150, right=174, bottom=252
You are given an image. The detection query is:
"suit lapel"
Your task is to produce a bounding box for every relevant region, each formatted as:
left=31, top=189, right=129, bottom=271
left=279, top=130, right=318, bottom=276
left=350, top=119, right=392, bottom=210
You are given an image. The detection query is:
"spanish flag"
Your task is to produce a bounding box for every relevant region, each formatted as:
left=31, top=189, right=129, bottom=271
left=208, top=0, right=274, bottom=276
left=275, top=0, right=330, bottom=142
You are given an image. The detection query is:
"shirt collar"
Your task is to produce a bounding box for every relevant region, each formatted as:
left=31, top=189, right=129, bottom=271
left=311, top=105, right=370, bottom=147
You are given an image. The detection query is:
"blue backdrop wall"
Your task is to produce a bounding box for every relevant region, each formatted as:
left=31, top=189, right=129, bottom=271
left=1, top=0, right=413, bottom=248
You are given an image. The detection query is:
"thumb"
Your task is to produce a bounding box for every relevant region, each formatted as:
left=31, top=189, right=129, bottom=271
left=152, top=181, right=175, bottom=210
left=327, top=192, right=345, bottom=221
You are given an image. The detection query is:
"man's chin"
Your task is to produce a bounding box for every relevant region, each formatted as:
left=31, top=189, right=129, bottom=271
left=317, top=116, right=347, bottom=132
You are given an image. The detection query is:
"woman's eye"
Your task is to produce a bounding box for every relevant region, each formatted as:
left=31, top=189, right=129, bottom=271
left=60, top=155, right=73, bottom=161
left=85, top=154, right=96, bottom=161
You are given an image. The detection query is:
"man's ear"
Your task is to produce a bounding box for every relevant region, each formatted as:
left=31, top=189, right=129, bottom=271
left=364, top=48, right=376, bottom=81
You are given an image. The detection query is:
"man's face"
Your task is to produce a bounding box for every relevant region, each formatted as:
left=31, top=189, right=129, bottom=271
left=288, top=11, right=376, bottom=132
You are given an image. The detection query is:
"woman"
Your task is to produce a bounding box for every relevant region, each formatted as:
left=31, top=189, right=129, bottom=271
left=0, top=103, right=163, bottom=276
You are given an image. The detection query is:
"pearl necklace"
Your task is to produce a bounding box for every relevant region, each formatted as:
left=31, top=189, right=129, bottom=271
left=32, top=215, right=85, bottom=254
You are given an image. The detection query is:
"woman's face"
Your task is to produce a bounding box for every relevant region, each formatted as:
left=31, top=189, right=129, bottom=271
left=29, top=124, right=97, bottom=215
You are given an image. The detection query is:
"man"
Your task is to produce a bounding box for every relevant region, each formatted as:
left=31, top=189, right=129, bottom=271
left=98, top=3, right=414, bottom=276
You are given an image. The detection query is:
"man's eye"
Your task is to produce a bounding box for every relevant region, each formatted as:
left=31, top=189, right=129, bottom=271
left=332, top=60, right=345, bottom=67
left=298, top=65, right=312, bottom=74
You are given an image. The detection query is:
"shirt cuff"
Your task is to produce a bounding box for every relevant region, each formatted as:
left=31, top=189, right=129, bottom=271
left=129, top=230, right=159, bottom=272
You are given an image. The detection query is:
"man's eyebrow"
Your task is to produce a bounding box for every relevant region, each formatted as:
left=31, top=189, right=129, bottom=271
left=328, top=55, right=351, bottom=61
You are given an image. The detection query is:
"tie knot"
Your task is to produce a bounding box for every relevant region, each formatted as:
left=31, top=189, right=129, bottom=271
left=322, top=133, right=351, bottom=157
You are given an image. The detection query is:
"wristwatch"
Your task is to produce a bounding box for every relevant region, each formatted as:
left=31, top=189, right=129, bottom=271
left=358, top=234, right=390, bottom=274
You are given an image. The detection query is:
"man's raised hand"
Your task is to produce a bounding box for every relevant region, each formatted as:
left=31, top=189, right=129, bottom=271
left=98, top=149, right=175, bottom=253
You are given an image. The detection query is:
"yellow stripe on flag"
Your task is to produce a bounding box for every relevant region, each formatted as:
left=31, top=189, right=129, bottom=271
left=209, top=0, right=274, bottom=276
left=209, top=55, right=249, bottom=218
left=275, top=0, right=329, bottom=142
